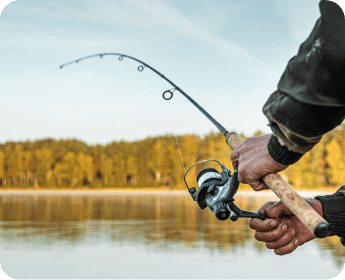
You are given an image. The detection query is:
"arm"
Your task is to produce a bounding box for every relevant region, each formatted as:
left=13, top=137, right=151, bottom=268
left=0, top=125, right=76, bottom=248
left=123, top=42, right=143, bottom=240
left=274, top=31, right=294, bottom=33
left=231, top=0, right=345, bottom=189
left=231, top=0, right=345, bottom=248
left=263, top=0, right=345, bottom=164
left=261, top=0, right=345, bottom=243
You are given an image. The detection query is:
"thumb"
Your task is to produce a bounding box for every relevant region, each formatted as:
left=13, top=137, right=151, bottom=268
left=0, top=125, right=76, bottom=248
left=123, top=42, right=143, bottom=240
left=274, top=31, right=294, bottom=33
left=266, top=201, right=294, bottom=218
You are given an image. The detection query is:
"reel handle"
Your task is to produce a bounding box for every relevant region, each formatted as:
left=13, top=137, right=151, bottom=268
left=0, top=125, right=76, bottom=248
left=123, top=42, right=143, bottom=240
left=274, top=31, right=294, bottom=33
left=213, top=201, right=230, bottom=221
left=225, top=132, right=330, bottom=238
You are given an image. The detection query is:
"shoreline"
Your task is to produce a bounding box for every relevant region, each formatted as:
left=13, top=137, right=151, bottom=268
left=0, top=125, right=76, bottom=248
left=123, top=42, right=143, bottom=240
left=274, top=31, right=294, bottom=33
left=0, top=189, right=336, bottom=197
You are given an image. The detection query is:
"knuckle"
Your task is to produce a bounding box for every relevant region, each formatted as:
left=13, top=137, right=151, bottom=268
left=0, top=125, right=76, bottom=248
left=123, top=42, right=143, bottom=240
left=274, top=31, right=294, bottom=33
left=240, top=166, right=248, bottom=174
left=278, top=233, right=294, bottom=248
left=251, top=182, right=261, bottom=191
left=265, top=221, right=273, bottom=230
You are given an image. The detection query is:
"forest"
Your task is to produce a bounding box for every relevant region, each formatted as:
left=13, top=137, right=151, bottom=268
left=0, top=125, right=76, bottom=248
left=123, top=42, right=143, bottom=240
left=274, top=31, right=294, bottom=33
left=1, top=124, right=345, bottom=190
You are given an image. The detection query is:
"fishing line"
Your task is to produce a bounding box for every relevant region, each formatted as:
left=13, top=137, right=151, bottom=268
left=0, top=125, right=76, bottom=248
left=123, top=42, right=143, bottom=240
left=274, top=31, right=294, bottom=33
left=140, top=68, right=201, bottom=181
left=164, top=94, right=187, bottom=174
left=141, top=71, right=188, bottom=178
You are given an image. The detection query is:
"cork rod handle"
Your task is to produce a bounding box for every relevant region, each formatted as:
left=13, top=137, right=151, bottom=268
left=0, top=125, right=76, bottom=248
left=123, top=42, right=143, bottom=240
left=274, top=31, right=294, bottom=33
left=225, top=132, right=330, bottom=238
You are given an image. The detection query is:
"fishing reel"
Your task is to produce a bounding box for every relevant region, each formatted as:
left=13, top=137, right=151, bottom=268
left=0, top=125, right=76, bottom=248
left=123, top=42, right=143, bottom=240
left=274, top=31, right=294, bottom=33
left=185, top=160, right=267, bottom=221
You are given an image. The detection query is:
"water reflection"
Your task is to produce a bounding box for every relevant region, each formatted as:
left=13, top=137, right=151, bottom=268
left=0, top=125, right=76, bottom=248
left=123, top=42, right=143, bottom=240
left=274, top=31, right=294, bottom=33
left=0, top=193, right=344, bottom=269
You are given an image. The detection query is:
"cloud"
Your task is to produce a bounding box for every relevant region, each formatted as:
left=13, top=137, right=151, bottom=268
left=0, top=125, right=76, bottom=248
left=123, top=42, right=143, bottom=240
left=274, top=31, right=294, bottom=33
left=125, top=0, right=256, bottom=62
left=60, top=0, right=257, bottom=62
left=1, top=0, right=258, bottom=63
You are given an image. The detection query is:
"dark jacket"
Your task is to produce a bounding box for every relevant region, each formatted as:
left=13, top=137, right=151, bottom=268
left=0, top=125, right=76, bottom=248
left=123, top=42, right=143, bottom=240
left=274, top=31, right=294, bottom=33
left=264, top=0, right=345, bottom=239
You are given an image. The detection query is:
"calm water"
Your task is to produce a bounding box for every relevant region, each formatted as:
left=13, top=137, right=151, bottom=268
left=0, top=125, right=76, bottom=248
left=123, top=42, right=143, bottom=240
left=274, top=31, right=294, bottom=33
left=0, top=191, right=344, bottom=279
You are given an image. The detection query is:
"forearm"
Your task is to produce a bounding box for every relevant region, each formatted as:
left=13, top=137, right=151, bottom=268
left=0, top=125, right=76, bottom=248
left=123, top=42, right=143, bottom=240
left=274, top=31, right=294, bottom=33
left=262, top=0, right=345, bottom=165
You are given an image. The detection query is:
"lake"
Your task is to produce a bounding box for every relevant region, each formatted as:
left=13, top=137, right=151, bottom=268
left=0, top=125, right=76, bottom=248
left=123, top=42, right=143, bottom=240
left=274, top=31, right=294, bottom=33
left=0, top=190, right=344, bottom=279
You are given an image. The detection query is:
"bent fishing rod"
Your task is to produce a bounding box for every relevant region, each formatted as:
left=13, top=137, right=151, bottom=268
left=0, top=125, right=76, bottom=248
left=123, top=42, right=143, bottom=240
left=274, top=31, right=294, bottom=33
left=60, top=52, right=330, bottom=238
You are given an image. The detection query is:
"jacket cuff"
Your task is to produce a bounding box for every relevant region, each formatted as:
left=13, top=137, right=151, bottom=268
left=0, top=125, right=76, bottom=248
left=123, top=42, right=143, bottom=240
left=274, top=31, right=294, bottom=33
left=315, top=190, right=345, bottom=238
left=267, top=135, right=304, bottom=165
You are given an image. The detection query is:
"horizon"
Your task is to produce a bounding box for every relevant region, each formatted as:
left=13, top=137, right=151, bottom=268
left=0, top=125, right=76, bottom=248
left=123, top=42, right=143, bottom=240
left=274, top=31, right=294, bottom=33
left=0, top=128, right=266, bottom=146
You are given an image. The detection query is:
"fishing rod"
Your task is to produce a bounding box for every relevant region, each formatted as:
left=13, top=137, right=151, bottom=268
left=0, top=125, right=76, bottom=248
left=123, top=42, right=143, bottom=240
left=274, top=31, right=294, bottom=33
left=60, top=53, right=330, bottom=238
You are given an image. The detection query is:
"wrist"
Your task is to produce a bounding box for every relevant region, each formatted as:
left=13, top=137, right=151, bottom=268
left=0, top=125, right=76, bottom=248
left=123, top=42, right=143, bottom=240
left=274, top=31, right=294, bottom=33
left=315, top=191, right=345, bottom=237
left=267, top=135, right=304, bottom=165
left=305, top=198, right=324, bottom=218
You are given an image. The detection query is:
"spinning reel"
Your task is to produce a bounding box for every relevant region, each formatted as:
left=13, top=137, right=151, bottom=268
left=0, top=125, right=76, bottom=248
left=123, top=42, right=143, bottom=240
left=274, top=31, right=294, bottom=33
left=185, top=160, right=267, bottom=221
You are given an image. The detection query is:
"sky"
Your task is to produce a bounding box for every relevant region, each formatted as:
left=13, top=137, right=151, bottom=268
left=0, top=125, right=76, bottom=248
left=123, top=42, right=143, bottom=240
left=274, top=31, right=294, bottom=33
left=0, top=0, right=343, bottom=145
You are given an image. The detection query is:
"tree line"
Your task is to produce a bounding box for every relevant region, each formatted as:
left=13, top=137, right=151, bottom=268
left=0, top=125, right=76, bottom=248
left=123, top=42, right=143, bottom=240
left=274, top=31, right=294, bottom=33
left=1, top=125, right=345, bottom=189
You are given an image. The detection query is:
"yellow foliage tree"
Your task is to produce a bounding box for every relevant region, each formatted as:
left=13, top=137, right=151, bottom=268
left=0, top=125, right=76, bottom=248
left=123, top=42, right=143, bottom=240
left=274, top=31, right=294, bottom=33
left=326, top=138, right=345, bottom=186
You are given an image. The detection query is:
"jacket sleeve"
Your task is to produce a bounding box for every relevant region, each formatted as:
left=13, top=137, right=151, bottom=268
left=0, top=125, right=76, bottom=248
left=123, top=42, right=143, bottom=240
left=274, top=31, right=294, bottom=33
left=263, top=90, right=345, bottom=165
left=315, top=185, right=345, bottom=241
left=264, top=0, right=345, bottom=165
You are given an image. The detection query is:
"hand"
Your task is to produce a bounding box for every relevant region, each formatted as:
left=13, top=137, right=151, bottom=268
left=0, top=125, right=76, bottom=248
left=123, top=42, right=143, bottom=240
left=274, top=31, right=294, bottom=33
left=249, top=198, right=323, bottom=255
left=230, top=134, right=288, bottom=191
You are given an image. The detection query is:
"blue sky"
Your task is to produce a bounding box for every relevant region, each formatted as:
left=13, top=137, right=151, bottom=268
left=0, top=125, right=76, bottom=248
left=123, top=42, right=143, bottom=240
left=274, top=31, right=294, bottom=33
left=0, top=0, right=339, bottom=144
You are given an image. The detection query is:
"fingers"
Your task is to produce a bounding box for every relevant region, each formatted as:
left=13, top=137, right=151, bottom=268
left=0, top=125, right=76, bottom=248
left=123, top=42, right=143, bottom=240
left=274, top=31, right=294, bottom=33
left=230, top=142, right=244, bottom=169
left=230, top=149, right=240, bottom=169
left=254, top=223, right=290, bottom=242
left=249, top=218, right=278, bottom=232
left=251, top=217, right=301, bottom=255
left=248, top=179, right=269, bottom=191
left=265, top=227, right=296, bottom=249
left=237, top=170, right=246, bottom=184
left=236, top=162, right=269, bottom=191
left=274, top=238, right=300, bottom=255
left=249, top=201, right=278, bottom=233
left=237, top=174, right=269, bottom=191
